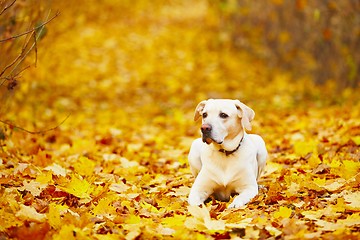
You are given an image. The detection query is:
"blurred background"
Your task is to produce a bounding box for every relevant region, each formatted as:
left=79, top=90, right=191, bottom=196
left=0, top=0, right=359, bottom=152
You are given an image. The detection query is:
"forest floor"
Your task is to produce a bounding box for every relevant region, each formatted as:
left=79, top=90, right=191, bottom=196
left=0, top=1, right=359, bottom=239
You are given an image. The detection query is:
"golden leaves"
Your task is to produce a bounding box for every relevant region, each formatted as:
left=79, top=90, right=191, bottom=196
left=15, top=204, right=46, bottom=222
left=0, top=0, right=360, bottom=239
left=344, top=191, right=360, bottom=210
left=273, top=206, right=292, bottom=219
left=58, top=174, right=93, bottom=203
left=186, top=205, right=226, bottom=231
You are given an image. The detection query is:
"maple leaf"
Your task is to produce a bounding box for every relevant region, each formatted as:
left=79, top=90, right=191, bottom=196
left=92, top=195, right=118, bottom=217
left=47, top=204, right=63, bottom=229
left=273, top=206, right=292, bottom=219
left=52, top=224, right=88, bottom=240
left=265, top=226, right=282, bottom=237
left=35, top=171, right=53, bottom=184
left=109, top=182, right=130, bottom=193
left=58, top=174, right=93, bottom=203
left=73, top=156, right=96, bottom=176
left=186, top=205, right=226, bottom=231
left=44, top=163, right=67, bottom=177
left=343, top=191, right=360, bottom=210
left=18, top=180, right=47, bottom=197
left=15, top=204, right=46, bottom=222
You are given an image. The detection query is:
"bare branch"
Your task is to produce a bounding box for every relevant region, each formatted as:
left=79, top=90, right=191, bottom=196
left=0, top=10, right=59, bottom=42
left=0, top=113, right=71, bottom=134
left=34, top=31, right=38, bottom=67
left=7, top=10, right=58, bottom=77
left=0, top=0, right=16, bottom=16
left=0, top=30, right=34, bottom=78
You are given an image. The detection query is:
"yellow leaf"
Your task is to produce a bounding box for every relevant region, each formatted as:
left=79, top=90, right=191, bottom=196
left=263, top=162, right=282, bottom=177
left=187, top=205, right=210, bottom=221
left=36, top=171, right=53, bottom=184
left=92, top=195, right=117, bottom=216
left=48, top=203, right=68, bottom=229
left=352, top=136, right=360, bottom=145
left=53, top=224, right=87, bottom=240
left=95, top=233, right=121, bottom=240
left=244, top=228, right=260, bottom=239
left=16, top=204, right=46, bottom=222
left=308, top=155, right=321, bottom=168
left=109, top=182, right=130, bottom=193
left=125, top=215, right=141, bottom=224
left=293, top=140, right=317, bottom=157
left=323, top=179, right=345, bottom=192
left=0, top=209, right=22, bottom=231
left=140, top=201, right=160, bottom=213
left=313, top=177, right=326, bottom=187
left=301, top=210, right=323, bottom=220
left=162, top=215, right=187, bottom=227
left=344, top=191, right=360, bottom=210
left=73, top=156, right=96, bottom=176
left=59, top=174, right=93, bottom=203
left=329, top=159, right=341, bottom=168
left=340, top=160, right=360, bottom=180
left=44, top=163, right=67, bottom=176
left=226, top=218, right=253, bottom=229
left=286, top=182, right=300, bottom=197
left=314, top=220, right=339, bottom=231
left=265, top=226, right=282, bottom=237
left=204, top=218, right=226, bottom=231
left=273, top=206, right=292, bottom=219
left=187, top=205, right=226, bottom=231
left=337, top=213, right=360, bottom=227
left=19, top=180, right=47, bottom=197
left=166, top=186, right=190, bottom=197
left=156, top=225, right=175, bottom=236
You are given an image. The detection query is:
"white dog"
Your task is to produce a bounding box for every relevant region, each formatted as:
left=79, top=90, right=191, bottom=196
left=188, top=99, right=267, bottom=208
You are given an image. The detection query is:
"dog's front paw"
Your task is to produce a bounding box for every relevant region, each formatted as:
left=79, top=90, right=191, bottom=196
left=228, top=198, right=245, bottom=209
left=188, top=196, right=204, bottom=206
left=188, top=192, right=205, bottom=206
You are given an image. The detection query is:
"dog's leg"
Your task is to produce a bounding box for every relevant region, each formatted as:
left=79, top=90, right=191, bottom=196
left=188, top=171, right=215, bottom=206
left=228, top=185, right=258, bottom=208
left=188, top=138, right=203, bottom=177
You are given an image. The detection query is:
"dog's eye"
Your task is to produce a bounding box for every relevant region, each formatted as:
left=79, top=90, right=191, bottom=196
left=219, top=113, right=229, bottom=119
left=202, top=112, right=208, bottom=118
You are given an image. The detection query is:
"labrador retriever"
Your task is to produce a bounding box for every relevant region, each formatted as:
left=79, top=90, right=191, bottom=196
left=188, top=99, right=267, bottom=208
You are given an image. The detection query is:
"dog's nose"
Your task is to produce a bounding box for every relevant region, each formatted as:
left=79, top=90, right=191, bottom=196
left=201, top=124, right=212, bottom=133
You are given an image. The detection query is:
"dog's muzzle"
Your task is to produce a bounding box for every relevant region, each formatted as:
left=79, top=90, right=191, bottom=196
left=201, top=124, right=213, bottom=144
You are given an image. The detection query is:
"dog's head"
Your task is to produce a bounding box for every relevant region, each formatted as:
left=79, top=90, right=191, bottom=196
left=194, top=99, right=255, bottom=145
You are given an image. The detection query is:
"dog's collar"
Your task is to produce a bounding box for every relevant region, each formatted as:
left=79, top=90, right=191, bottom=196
left=219, top=136, right=244, bottom=156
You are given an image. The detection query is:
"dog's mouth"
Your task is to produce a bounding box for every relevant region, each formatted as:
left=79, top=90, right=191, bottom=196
left=202, top=136, right=223, bottom=145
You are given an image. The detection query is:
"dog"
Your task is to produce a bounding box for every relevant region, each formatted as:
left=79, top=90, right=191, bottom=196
left=188, top=99, right=267, bottom=208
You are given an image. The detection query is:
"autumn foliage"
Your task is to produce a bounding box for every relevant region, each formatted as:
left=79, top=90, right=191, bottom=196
left=0, top=0, right=359, bottom=239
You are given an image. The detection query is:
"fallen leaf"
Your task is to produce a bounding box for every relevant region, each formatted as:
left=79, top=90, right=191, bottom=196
left=274, top=206, right=292, bottom=219
left=343, top=191, right=360, bottom=210
left=44, top=163, right=67, bottom=177
left=16, top=205, right=46, bottom=222
left=19, top=180, right=47, bottom=197
left=58, top=174, right=93, bottom=203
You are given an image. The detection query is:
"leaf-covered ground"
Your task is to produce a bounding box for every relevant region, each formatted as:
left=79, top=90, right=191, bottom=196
left=1, top=1, right=359, bottom=239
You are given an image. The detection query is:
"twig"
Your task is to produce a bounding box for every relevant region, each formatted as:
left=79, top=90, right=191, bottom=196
left=0, top=65, right=31, bottom=88
left=8, top=10, right=57, bottom=77
left=0, top=10, right=59, bottom=42
left=34, top=32, right=38, bottom=67
left=0, top=30, right=34, bottom=78
left=0, top=0, right=16, bottom=16
left=0, top=113, right=71, bottom=134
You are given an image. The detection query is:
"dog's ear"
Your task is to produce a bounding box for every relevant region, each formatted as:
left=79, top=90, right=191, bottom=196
left=234, top=100, right=255, bottom=131
left=194, top=100, right=207, bottom=121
